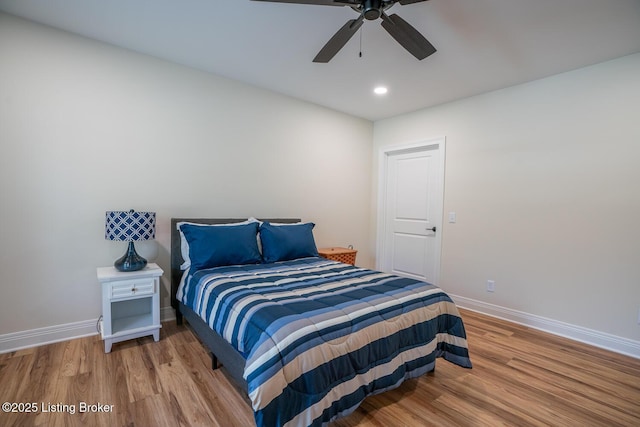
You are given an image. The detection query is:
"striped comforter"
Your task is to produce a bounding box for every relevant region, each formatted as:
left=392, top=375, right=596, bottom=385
left=178, top=257, right=472, bottom=427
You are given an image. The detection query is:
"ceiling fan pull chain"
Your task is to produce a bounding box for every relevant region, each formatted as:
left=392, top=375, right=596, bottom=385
left=359, top=27, right=363, bottom=58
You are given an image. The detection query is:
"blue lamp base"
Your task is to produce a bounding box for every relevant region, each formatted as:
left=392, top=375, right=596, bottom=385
left=114, top=241, right=147, bottom=272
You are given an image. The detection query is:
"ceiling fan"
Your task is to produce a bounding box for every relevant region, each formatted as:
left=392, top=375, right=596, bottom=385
left=252, top=0, right=436, bottom=63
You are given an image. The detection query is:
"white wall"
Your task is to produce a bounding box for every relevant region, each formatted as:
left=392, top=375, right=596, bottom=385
left=0, top=13, right=373, bottom=336
left=373, top=53, right=640, bottom=345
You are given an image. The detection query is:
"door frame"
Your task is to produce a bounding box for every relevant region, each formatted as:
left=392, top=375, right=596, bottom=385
left=376, top=136, right=446, bottom=284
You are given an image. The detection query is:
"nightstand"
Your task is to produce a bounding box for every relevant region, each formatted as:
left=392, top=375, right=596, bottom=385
left=318, top=247, right=357, bottom=266
left=97, top=263, right=163, bottom=353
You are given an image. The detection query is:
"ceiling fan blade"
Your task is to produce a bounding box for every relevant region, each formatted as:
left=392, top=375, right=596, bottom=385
left=251, top=0, right=357, bottom=6
left=398, top=0, right=429, bottom=5
left=380, top=13, right=436, bottom=60
left=313, top=17, right=364, bottom=63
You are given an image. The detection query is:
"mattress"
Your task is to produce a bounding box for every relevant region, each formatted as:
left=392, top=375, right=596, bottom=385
left=178, top=256, right=471, bottom=427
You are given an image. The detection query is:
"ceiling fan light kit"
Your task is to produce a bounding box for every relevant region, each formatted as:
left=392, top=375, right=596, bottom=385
left=252, top=0, right=436, bottom=63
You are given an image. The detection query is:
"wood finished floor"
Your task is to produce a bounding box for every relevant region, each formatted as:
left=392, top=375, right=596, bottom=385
left=1, top=309, right=639, bottom=427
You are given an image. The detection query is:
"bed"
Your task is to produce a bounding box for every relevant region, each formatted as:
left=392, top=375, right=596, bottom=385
left=170, top=218, right=472, bottom=427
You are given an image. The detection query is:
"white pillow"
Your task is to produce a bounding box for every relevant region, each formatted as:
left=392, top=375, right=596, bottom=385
left=177, top=218, right=259, bottom=270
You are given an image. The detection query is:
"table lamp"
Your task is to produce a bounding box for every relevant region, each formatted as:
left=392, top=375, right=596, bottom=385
left=105, top=209, right=156, bottom=272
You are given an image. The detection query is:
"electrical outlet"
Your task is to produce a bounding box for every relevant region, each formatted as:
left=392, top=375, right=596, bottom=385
left=486, top=280, right=495, bottom=292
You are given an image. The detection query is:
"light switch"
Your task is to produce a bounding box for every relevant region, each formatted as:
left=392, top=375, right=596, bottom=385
left=448, top=212, right=457, bottom=223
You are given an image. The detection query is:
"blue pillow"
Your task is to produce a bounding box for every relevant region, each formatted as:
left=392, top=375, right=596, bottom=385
left=260, top=222, right=319, bottom=263
left=179, top=222, right=261, bottom=270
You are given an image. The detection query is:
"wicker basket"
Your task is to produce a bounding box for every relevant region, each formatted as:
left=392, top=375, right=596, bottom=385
left=318, top=247, right=357, bottom=266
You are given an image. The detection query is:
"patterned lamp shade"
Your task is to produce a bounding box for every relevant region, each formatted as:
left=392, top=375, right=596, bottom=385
left=105, top=210, right=155, bottom=272
left=105, top=210, right=156, bottom=242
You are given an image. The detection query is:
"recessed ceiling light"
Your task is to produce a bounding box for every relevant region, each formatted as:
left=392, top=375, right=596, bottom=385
left=374, top=86, right=388, bottom=95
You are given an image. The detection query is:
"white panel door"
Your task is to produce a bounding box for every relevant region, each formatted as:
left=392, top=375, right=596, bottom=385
left=379, top=141, right=443, bottom=283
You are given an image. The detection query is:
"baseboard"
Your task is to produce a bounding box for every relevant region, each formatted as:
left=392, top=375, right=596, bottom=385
left=450, top=294, right=640, bottom=359
left=0, top=319, right=98, bottom=354
left=6, top=300, right=637, bottom=359
left=0, top=306, right=178, bottom=354
left=161, top=306, right=176, bottom=322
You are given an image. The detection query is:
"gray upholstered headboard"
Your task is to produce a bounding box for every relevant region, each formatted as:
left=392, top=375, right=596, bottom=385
left=170, top=218, right=301, bottom=311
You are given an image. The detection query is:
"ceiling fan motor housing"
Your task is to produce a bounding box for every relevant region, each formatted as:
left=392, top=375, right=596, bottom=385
left=363, top=0, right=383, bottom=20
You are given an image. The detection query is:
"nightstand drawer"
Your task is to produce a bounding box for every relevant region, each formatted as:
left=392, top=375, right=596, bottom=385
left=110, top=279, right=155, bottom=299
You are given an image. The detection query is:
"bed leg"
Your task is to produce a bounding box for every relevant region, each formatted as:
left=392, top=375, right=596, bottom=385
left=211, top=353, right=219, bottom=370
left=176, top=310, right=183, bottom=326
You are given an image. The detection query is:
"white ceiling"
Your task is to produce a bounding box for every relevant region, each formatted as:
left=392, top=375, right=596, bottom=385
left=1, top=0, right=640, bottom=121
